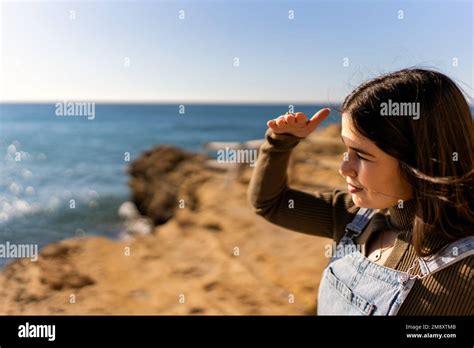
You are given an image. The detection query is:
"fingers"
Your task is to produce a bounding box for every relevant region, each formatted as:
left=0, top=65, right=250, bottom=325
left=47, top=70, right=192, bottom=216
left=267, top=110, right=315, bottom=132
left=276, top=115, right=287, bottom=127
left=293, top=112, right=308, bottom=127
left=269, top=114, right=291, bottom=127
left=267, top=116, right=286, bottom=132
left=267, top=119, right=278, bottom=131
left=285, top=114, right=296, bottom=125
left=267, top=112, right=303, bottom=130
left=267, top=120, right=275, bottom=127
left=309, top=108, right=331, bottom=129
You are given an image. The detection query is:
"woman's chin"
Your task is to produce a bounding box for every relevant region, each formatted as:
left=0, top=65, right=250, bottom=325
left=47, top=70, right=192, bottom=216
left=351, top=192, right=398, bottom=210
left=351, top=194, right=363, bottom=207
left=351, top=191, right=369, bottom=208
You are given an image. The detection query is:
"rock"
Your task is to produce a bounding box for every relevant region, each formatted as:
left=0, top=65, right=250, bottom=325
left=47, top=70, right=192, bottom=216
left=41, top=243, right=78, bottom=258
left=128, top=145, right=210, bottom=225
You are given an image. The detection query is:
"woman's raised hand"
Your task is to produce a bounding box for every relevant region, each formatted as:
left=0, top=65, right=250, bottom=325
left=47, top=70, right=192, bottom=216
left=267, top=108, right=331, bottom=139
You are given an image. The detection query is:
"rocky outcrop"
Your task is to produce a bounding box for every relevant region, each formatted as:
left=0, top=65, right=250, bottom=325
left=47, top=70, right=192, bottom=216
left=128, top=145, right=210, bottom=225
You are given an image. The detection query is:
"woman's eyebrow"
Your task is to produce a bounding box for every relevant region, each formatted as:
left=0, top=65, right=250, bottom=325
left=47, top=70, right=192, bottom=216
left=340, top=135, right=376, bottom=158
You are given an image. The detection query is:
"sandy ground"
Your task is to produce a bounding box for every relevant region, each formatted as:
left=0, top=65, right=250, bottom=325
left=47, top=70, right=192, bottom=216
left=0, top=124, right=347, bottom=315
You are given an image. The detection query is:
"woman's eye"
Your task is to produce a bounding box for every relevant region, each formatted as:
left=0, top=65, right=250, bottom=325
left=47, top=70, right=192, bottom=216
left=356, top=153, right=368, bottom=161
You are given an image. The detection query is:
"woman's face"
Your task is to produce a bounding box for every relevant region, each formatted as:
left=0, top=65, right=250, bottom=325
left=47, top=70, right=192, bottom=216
left=339, top=114, right=413, bottom=209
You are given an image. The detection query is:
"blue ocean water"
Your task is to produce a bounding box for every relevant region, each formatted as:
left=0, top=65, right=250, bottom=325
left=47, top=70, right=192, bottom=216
left=0, top=103, right=339, bottom=268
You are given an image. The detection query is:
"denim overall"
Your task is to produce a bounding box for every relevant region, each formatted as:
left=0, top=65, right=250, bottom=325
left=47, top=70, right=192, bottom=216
left=317, top=208, right=474, bottom=315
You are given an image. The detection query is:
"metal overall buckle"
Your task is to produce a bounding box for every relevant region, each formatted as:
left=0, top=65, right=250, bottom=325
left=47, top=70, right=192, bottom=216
left=401, top=257, right=431, bottom=283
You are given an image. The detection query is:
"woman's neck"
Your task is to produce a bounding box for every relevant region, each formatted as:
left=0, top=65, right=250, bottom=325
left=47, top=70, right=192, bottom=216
left=386, top=198, right=416, bottom=232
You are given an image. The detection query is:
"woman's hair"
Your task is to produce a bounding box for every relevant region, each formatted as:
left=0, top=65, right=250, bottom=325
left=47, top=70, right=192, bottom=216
left=341, top=68, right=474, bottom=256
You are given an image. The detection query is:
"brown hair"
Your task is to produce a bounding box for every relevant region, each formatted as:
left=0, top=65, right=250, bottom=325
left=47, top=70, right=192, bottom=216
left=341, top=68, right=474, bottom=256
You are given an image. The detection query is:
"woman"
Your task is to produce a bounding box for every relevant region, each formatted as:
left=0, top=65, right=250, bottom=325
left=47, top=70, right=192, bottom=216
left=247, top=68, right=473, bottom=315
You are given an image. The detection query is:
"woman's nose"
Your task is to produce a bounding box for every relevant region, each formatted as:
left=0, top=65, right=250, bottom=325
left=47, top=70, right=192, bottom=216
left=339, top=153, right=357, bottom=178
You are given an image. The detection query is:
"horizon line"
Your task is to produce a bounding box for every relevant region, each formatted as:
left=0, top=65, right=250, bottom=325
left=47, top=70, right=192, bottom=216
left=0, top=99, right=343, bottom=106
left=1, top=99, right=472, bottom=106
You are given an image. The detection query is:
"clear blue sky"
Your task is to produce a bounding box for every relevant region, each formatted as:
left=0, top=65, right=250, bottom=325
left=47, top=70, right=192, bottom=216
left=0, top=0, right=472, bottom=103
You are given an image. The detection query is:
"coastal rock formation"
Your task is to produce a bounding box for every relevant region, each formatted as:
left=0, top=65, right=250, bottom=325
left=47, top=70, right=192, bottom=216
left=128, top=145, right=210, bottom=225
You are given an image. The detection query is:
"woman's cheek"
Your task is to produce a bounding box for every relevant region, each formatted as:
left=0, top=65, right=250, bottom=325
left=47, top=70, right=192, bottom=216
left=366, top=161, right=394, bottom=192
left=356, top=161, right=374, bottom=187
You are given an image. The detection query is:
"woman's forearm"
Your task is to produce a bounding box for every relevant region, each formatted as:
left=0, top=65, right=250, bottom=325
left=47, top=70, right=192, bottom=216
left=247, top=128, right=354, bottom=239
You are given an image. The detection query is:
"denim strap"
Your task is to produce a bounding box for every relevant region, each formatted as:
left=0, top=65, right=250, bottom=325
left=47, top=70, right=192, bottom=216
left=345, top=207, right=377, bottom=238
left=417, top=236, right=474, bottom=276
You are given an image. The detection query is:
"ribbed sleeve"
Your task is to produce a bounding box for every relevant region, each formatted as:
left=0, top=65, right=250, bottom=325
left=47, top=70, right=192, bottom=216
left=247, top=128, right=357, bottom=240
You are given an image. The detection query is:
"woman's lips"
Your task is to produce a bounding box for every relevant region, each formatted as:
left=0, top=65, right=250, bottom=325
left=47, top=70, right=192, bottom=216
left=347, top=183, right=363, bottom=193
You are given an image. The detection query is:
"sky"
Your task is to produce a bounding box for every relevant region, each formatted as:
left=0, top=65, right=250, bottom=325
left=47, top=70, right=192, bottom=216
left=0, top=0, right=472, bottom=104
